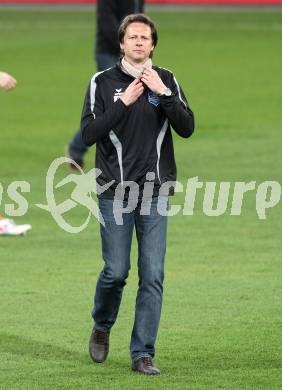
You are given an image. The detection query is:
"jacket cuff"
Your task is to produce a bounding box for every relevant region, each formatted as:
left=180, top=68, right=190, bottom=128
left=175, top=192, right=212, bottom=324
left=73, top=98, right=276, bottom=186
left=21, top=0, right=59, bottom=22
left=117, top=97, right=129, bottom=111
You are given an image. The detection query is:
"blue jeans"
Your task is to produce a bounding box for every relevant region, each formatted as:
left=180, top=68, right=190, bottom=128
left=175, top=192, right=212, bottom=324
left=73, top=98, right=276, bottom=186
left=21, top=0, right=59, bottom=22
left=68, top=53, right=119, bottom=158
left=92, top=196, right=168, bottom=361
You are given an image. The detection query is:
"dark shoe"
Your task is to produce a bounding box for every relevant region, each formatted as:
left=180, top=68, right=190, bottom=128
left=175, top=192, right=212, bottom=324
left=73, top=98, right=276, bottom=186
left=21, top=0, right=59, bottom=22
left=89, top=327, right=110, bottom=363
left=66, top=147, right=84, bottom=171
left=132, top=356, right=160, bottom=375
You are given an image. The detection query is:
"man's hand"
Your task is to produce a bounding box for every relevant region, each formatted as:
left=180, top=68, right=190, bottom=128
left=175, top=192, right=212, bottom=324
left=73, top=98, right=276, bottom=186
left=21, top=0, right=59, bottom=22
left=141, top=68, right=167, bottom=96
left=0, top=72, right=17, bottom=92
left=120, top=79, right=144, bottom=106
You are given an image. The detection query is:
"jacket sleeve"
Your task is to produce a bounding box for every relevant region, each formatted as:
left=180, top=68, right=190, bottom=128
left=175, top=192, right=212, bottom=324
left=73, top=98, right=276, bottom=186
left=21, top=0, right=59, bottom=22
left=80, top=75, right=128, bottom=146
left=159, top=72, right=195, bottom=138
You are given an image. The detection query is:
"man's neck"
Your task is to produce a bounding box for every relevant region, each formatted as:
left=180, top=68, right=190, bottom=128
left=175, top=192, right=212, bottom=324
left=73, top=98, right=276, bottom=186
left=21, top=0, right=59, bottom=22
left=121, top=57, right=153, bottom=79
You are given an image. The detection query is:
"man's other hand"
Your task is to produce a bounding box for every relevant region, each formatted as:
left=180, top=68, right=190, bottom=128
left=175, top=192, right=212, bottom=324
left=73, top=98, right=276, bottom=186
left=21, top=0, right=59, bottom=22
left=141, top=69, right=166, bottom=96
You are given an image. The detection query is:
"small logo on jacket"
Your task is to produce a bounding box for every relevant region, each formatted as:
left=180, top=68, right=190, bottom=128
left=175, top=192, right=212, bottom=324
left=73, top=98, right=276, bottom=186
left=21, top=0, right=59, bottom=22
left=148, top=92, right=160, bottom=107
left=114, top=88, right=123, bottom=102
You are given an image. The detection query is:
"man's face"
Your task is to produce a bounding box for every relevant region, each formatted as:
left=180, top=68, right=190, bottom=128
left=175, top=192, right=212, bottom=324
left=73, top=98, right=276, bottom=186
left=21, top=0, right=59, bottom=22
left=120, top=22, right=154, bottom=64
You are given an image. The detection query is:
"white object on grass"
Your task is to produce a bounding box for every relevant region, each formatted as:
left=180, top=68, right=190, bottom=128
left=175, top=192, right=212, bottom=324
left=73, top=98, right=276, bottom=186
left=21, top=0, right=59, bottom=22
left=0, top=218, right=31, bottom=236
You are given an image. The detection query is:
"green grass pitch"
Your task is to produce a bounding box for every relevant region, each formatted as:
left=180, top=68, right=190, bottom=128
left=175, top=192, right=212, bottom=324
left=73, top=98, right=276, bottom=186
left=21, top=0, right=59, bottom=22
left=0, top=8, right=282, bottom=389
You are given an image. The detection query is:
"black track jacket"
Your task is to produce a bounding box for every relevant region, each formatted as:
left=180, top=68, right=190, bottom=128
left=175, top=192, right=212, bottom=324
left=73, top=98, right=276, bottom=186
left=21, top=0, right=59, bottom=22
left=81, top=63, right=195, bottom=199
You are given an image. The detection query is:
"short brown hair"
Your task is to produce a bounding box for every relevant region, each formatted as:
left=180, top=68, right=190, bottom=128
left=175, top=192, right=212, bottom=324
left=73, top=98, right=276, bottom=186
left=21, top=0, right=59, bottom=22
left=118, top=13, right=158, bottom=49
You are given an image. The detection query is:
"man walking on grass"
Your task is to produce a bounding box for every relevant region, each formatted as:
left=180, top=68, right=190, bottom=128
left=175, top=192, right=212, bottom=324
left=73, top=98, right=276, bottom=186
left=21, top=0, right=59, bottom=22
left=80, top=14, right=194, bottom=375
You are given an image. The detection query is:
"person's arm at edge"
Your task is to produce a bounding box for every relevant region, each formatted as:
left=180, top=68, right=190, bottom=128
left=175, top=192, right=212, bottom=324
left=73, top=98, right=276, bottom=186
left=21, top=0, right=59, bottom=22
left=0, top=71, right=17, bottom=91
